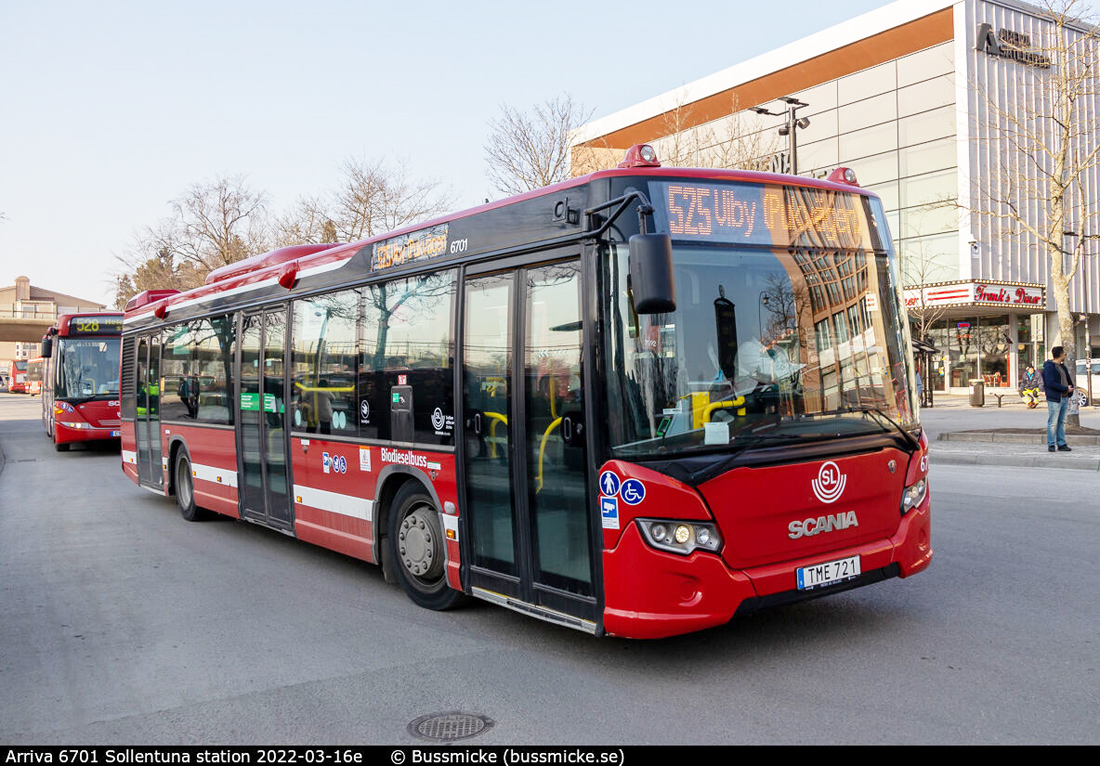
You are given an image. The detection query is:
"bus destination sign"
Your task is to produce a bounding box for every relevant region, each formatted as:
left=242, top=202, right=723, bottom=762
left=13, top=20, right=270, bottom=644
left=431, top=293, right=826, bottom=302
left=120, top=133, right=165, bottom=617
left=651, top=181, right=875, bottom=250
left=371, top=223, right=450, bottom=271
left=69, top=315, right=124, bottom=336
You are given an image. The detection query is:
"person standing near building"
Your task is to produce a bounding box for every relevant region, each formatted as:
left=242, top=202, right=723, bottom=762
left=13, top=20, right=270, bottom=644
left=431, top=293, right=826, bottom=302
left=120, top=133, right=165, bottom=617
left=1042, top=346, right=1075, bottom=452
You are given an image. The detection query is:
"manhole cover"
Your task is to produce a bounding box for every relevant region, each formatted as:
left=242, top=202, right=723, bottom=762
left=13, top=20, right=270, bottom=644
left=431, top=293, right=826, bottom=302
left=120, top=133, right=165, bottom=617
left=407, top=712, right=493, bottom=742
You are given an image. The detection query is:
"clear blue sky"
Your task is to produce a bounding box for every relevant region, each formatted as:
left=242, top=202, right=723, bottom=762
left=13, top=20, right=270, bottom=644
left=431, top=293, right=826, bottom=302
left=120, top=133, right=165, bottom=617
left=0, top=0, right=890, bottom=307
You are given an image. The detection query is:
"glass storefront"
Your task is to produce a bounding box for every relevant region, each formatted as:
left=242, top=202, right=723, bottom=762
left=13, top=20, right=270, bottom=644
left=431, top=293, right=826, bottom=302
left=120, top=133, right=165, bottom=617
left=925, top=314, right=1017, bottom=390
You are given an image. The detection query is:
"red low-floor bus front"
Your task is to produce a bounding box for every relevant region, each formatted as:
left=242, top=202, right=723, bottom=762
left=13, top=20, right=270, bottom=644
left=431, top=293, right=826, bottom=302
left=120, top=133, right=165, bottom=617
left=26, top=357, right=44, bottom=396
left=8, top=359, right=28, bottom=393
left=119, top=147, right=931, bottom=638
left=40, top=312, right=123, bottom=451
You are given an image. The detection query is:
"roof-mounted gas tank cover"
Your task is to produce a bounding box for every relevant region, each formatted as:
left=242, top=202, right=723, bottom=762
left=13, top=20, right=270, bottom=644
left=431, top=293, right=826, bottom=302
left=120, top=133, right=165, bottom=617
left=618, top=144, right=661, bottom=169
left=827, top=167, right=860, bottom=187
left=203, top=243, right=341, bottom=285
left=125, top=289, right=181, bottom=312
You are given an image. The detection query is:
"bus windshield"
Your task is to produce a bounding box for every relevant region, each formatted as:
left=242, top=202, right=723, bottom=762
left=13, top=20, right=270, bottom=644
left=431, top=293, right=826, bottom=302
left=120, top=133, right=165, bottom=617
left=55, top=337, right=122, bottom=399
left=602, top=238, right=917, bottom=459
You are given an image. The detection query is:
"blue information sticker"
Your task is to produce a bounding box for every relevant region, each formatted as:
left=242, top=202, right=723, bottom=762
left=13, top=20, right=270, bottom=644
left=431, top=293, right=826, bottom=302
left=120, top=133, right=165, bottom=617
left=601, top=496, right=619, bottom=529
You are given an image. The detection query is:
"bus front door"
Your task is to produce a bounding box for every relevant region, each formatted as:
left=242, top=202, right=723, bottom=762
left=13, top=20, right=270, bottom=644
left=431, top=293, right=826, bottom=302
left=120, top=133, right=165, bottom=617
left=238, top=308, right=293, bottom=531
left=462, top=259, right=597, bottom=628
left=135, top=335, right=163, bottom=490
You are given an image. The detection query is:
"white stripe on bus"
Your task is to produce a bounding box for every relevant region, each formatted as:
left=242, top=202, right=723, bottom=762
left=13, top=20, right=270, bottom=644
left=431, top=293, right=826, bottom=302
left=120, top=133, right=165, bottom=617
left=293, top=484, right=374, bottom=521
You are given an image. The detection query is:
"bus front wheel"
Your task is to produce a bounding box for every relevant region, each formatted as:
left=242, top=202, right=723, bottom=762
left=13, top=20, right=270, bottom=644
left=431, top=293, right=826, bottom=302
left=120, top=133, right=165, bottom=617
left=388, top=483, right=463, bottom=611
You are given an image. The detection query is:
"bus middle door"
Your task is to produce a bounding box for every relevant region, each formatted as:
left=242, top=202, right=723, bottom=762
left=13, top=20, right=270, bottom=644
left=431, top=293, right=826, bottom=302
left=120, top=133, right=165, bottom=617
left=237, top=308, right=293, bottom=531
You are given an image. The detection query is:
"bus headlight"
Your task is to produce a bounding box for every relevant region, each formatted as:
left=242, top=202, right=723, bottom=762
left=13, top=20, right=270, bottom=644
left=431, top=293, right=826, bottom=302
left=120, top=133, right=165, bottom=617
left=901, top=478, right=927, bottom=515
left=637, top=519, right=722, bottom=555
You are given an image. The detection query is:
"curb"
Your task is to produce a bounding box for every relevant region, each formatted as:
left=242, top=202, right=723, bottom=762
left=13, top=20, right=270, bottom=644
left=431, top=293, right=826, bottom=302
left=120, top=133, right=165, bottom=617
left=928, top=447, right=1100, bottom=471
left=939, top=432, right=1100, bottom=446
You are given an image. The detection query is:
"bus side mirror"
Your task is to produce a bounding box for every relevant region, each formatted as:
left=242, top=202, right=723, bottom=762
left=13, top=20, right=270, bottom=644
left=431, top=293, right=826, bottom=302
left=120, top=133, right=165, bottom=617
left=629, top=233, right=676, bottom=314
left=41, top=337, right=52, bottom=359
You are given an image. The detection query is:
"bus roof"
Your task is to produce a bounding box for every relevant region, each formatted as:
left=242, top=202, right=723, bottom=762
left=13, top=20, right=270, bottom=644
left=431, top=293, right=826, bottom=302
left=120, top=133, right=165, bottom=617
left=123, top=156, right=875, bottom=327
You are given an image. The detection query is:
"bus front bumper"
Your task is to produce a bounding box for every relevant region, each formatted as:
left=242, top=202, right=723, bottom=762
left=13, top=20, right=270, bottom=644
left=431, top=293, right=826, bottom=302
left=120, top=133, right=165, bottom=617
left=601, top=497, right=931, bottom=639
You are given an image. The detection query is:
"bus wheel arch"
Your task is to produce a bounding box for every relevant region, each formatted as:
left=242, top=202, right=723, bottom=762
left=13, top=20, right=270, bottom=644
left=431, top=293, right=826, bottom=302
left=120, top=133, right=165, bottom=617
left=379, top=474, right=463, bottom=611
left=172, top=443, right=208, bottom=522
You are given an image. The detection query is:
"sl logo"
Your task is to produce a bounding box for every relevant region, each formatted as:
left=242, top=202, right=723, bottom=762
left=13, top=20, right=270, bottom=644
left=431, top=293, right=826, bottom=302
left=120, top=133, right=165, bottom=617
left=812, top=461, right=846, bottom=504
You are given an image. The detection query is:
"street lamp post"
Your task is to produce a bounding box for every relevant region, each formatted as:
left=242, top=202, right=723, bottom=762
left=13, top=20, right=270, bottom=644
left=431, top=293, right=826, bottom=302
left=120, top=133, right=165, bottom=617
left=751, top=97, right=810, bottom=175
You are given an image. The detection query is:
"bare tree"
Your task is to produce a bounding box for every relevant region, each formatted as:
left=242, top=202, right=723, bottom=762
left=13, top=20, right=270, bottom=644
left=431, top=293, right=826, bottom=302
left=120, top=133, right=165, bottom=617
left=485, top=94, right=595, bottom=196
left=169, top=175, right=270, bottom=270
left=652, top=95, right=783, bottom=171
left=113, top=175, right=270, bottom=306
left=275, top=157, right=451, bottom=246
left=968, top=0, right=1100, bottom=369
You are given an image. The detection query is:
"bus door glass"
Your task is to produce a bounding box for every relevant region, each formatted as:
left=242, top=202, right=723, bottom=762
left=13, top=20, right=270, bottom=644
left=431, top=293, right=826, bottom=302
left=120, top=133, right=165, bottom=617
left=238, top=308, right=292, bottom=530
left=135, top=335, right=163, bottom=489
left=463, top=259, right=594, bottom=616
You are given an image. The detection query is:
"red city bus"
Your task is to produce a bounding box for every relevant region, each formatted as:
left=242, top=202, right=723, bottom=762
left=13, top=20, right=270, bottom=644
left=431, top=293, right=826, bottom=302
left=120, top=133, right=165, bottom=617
left=25, top=357, right=44, bottom=396
left=40, top=312, right=123, bottom=451
left=8, top=359, right=28, bottom=393
left=119, top=147, right=931, bottom=638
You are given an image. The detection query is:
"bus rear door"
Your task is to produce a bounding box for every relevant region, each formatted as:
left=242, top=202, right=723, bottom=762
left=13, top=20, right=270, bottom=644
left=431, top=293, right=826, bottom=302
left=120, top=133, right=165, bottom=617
left=135, top=336, right=164, bottom=489
left=237, top=307, right=293, bottom=531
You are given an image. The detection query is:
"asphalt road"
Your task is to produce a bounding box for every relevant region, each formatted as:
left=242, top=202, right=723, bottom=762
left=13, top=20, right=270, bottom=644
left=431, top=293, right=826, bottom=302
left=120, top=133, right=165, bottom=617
left=1, top=392, right=1096, bottom=745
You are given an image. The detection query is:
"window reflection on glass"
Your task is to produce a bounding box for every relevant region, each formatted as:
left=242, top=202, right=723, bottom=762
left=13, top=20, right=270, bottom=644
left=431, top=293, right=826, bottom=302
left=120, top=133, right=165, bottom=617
left=55, top=337, right=121, bottom=399
left=523, top=261, right=590, bottom=594
left=360, top=271, right=455, bottom=444
left=292, top=290, right=359, bottom=436
left=161, top=317, right=235, bottom=424
left=603, top=237, right=915, bottom=458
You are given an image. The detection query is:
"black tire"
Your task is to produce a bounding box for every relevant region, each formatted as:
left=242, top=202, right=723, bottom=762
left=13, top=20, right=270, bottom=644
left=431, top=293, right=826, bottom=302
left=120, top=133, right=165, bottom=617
left=388, top=483, right=464, bottom=611
left=174, top=449, right=208, bottom=522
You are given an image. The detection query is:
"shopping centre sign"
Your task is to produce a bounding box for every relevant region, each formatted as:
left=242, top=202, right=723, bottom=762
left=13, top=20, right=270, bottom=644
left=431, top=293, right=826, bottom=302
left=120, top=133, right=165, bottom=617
left=904, top=280, right=1046, bottom=310
left=975, top=23, right=1051, bottom=68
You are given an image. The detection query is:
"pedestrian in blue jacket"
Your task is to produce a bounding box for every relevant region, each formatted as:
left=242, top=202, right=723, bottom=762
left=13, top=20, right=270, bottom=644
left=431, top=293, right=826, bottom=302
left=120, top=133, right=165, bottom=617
left=1041, top=346, right=1076, bottom=452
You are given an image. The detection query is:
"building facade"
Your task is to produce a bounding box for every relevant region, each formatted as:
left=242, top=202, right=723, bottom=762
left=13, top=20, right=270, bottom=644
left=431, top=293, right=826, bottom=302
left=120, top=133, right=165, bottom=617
left=571, top=0, right=1100, bottom=394
left=1, top=275, right=106, bottom=373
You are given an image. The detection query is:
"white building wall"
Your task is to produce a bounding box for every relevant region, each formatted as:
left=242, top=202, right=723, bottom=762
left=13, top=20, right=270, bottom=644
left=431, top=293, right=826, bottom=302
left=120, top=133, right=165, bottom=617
left=965, top=0, right=1100, bottom=318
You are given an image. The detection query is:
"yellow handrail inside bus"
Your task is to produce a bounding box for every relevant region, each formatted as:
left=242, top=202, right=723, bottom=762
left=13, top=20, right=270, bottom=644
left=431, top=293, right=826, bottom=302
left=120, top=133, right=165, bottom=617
left=536, top=417, right=563, bottom=493
left=692, top=392, right=746, bottom=429
left=483, top=411, right=508, bottom=458
left=703, top=397, right=746, bottom=423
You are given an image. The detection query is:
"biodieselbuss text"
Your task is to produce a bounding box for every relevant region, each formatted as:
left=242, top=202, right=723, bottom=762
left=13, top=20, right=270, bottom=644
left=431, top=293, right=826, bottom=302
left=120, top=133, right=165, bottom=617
left=118, top=144, right=930, bottom=639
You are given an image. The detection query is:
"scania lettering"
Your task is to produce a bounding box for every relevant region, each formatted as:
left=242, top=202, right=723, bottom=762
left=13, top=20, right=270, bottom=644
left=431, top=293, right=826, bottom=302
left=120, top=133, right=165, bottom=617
left=119, top=144, right=931, bottom=638
left=788, top=511, right=860, bottom=539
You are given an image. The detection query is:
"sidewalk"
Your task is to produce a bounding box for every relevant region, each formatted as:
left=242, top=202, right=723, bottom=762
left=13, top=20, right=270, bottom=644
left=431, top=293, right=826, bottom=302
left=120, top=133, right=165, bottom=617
left=922, top=394, right=1100, bottom=471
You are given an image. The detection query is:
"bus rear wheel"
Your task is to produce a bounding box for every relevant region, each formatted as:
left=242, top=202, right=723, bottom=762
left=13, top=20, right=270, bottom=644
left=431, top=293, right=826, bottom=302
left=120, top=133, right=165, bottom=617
left=388, top=483, right=463, bottom=611
left=174, top=450, right=208, bottom=522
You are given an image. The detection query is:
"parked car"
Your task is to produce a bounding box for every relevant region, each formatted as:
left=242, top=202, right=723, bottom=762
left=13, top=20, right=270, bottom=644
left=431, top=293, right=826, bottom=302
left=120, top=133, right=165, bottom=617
left=1076, top=359, right=1100, bottom=403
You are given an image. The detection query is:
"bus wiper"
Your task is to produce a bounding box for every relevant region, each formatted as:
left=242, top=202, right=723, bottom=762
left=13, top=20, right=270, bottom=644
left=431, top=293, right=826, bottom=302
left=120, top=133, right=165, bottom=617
left=834, top=405, right=920, bottom=450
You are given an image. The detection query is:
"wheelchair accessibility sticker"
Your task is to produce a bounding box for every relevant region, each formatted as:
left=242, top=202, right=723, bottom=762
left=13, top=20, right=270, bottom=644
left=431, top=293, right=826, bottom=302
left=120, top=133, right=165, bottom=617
left=620, top=479, right=646, bottom=505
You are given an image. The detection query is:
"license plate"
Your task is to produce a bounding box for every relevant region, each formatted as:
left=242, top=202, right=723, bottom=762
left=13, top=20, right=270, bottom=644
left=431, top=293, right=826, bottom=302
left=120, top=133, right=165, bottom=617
left=797, top=555, right=861, bottom=590
left=110, top=430, right=120, bottom=437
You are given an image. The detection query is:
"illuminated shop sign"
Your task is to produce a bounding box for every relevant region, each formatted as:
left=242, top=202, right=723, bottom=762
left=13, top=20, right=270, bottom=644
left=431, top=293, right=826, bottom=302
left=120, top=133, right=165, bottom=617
left=651, top=181, right=876, bottom=250
left=904, top=281, right=1046, bottom=309
left=975, top=23, right=1051, bottom=68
